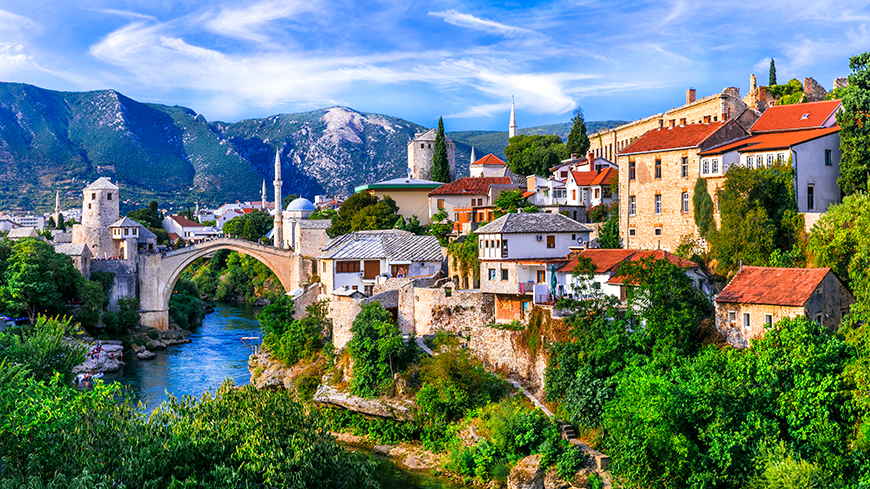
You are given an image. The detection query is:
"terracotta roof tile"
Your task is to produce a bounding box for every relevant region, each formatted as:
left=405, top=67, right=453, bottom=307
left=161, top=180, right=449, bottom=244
left=620, top=122, right=727, bottom=154
left=169, top=215, right=201, bottom=227
left=607, top=250, right=698, bottom=284
left=715, top=266, right=831, bottom=306
left=571, top=167, right=618, bottom=187
left=749, top=100, right=841, bottom=133
left=699, top=126, right=840, bottom=156
left=557, top=249, right=636, bottom=273
left=428, top=177, right=512, bottom=196
left=471, top=154, right=506, bottom=166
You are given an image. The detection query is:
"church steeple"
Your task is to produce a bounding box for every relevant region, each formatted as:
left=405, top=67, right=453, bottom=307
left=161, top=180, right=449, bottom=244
left=261, top=179, right=267, bottom=206
left=273, top=147, right=283, bottom=249
left=53, top=190, right=61, bottom=228
left=509, top=96, right=517, bottom=138
left=470, top=146, right=476, bottom=164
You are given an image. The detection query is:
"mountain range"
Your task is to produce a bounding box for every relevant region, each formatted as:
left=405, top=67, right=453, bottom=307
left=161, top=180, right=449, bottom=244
left=0, top=82, right=625, bottom=213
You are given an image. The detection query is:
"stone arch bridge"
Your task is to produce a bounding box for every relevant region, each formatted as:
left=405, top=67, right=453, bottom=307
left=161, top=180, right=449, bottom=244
left=138, top=238, right=311, bottom=329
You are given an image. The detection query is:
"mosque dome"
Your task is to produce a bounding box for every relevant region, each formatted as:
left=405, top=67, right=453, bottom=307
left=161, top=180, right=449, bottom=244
left=286, top=197, right=316, bottom=212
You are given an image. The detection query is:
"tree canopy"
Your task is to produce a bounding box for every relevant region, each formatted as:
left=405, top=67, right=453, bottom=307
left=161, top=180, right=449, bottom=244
left=769, top=58, right=777, bottom=85
left=432, top=117, right=450, bottom=183
left=566, top=107, right=590, bottom=156
left=0, top=237, right=82, bottom=321
left=837, top=51, right=870, bottom=196
left=327, top=192, right=400, bottom=238
left=222, top=210, right=273, bottom=242
left=492, top=190, right=539, bottom=218
left=504, top=134, right=568, bottom=177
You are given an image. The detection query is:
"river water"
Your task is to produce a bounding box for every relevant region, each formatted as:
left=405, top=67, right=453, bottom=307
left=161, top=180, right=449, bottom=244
left=104, top=302, right=467, bottom=489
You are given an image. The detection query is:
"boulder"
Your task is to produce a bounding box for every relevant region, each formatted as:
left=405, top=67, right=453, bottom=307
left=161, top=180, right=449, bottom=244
left=313, top=382, right=416, bottom=421
left=508, top=454, right=545, bottom=489
left=72, top=343, right=125, bottom=374
left=248, top=349, right=295, bottom=390
left=137, top=350, right=156, bottom=360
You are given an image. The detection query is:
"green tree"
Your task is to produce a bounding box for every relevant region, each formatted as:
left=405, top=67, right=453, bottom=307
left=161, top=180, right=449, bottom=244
left=566, top=107, right=590, bottom=156
left=427, top=209, right=453, bottom=246
left=0, top=237, right=82, bottom=322
left=127, top=205, right=163, bottom=228
left=346, top=302, right=413, bottom=398
left=47, top=215, right=56, bottom=229
left=309, top=207, right=338, bottom=220
left=769, top=78, right=805, bottom=105
left=770, top=58, right=777, bottom=86
left=598, top=216, right=621, bottom=249
left=222, top=210, right=273, bottom=242
left=0, top=315, right=87, bottom=382
left=73, top=279, right=107, bottom=328
left=282, top=193, right=300, bottom=208
left=493, top=190, right=539, bottom=218
left=447, top=233, right=481, bottom=283
left=262, top=299, right=328, bottom=366
left=432, top=116, right=451, bottom=183
left=328, top=192, right=401, bottom=238
left=504, top=134, right=568, bottom=177
left=692, top=178, right=715, bottom=238
left=837, top=52, right=870, bottom=196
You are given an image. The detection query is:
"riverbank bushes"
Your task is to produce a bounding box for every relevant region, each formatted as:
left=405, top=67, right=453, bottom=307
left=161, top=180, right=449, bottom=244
left=0, top=315, right=379, bottom=488
left=188, top=249, right=282, bottom=303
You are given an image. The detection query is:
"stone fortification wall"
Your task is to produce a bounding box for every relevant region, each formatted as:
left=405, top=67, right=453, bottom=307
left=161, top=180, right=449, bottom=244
left=803, top=77, right=828, bottom=102
left=292, top=283, right=323, bottom=320
left=331, top=295, right=361, bottom=349
left=373, top=274, right=438, bottom=296
left=412, top=288, right=494, bottom=335
left=297, top=227, right=329, bottom=258
left=91, top=259, right=137, bottom=310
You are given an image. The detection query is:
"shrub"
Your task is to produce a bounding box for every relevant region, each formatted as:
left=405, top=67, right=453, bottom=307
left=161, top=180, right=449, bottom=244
left=347, top=302, right=415, bottom=398
left=556, top=446, right=589, bottom=480
left=0, top=315, right=86, bottom=382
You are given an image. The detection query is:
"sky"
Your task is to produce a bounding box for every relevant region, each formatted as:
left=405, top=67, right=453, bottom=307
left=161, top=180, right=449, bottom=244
left=0, top=0, right=867, bottom=131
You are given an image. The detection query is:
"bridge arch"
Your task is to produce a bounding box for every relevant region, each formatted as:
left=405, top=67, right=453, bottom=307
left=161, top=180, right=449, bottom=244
left=138, top=238, right=303, bottom=329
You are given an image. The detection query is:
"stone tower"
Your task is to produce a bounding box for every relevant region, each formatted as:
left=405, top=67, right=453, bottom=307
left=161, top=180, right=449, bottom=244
left=509, top=96, right=517, bottom=138
left=470, top=146, right=476, bottom=165
left=407, top=128, right=455, bottom=181
left=261, top=179, right=267, bottom=206
left=748, top=74, right=759, bottom=110
left=273, top=148, right=283, bottom=249
left=72, top=177, right=119, bottom=259
left=53, top=190, right=61, bottom=228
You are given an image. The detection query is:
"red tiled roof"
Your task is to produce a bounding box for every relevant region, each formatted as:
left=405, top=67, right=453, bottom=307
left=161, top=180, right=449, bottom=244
left=471, top=154, right=506, bottom=166
left=699, top=126, right=840, bottom=156
left=715, top=266, right=831, bottom=306
left=521, top=191, right=535, bottom=198
left=169, top=215, right=201, bottom=227
left=607, top=251, right=698, bottom=284
left=428, top=177, right=512, bottom=196
left=557, top=249, right=636, bottom=273
left=620, top=122, right=727, bottom=155
left=168, top=232, right=180, bottom=241
left=571, top=167, right=618, bottom=187
left=749, top=100, right=841, bottom=133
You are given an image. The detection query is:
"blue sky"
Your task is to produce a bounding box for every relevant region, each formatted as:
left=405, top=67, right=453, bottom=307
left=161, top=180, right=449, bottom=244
left=0, top=0, right=867, bottom=131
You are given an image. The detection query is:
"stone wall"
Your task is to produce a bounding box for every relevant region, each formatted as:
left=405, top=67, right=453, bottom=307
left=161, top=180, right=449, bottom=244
left=296, top=227, right=329, bottom=258
left=412, top=288, right=494, bottom=335
left=331, top=294, right=362, bottom=349
left=803, top=77, right=828, bottom=102
left=292, top=283, right=323, bottom=320
left=91, top=259, right=137, bottom=310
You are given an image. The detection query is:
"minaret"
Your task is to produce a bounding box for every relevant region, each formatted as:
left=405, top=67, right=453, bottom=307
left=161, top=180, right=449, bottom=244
left=509, top=96, right=517, bottom=138
left=53, top=190, right=61, bottom=228
left=273, top=147, right=283, bottom=249
left=261, top=180, right=267, bottom=206
left=470, top=146, right=476, bottom=164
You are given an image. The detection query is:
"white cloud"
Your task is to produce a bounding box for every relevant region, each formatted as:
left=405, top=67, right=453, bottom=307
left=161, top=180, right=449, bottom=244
left=205, top=0, right=321, bottom=43
left=87, top=8, right=156, bottom=21
left=428, top=10, right=541, bottom=38
left=0, top=8, right=38, bottom=32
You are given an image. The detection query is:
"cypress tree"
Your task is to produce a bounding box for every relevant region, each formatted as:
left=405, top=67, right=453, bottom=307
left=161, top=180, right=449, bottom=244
left=566, top=107, right=590, bottom=156
left=693, top=178, right=715, bottom=238
left=432, top=116, right=450, bottom=183
left=769, top=58, right=777, bottom=86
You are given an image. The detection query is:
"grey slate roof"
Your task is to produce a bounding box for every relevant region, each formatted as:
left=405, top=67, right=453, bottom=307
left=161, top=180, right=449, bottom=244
left=54, top=243, right=91, bottom=257
left=298, top=219, right=332, bottom=229
left=137, top=224, right=157, bottom=244
left=332, top=287, right=367, bottom=298
left=490, top=166, right=526, bottom=185
left=109, top=217, right=140, bottom=228
left=8, top=227, right=38, bottom=239
left=85, top=177, right=119, bottom=190
left=53, top=232, right=72, bottom=244
left=475, top=212, right=593, bottom=235
left=319, top=229, right=442, bottom=262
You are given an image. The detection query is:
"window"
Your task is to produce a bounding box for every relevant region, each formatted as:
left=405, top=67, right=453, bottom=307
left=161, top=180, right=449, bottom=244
left=336, top=261, right=360, bottom=273
left=501, top=269, right=508, bottom=281
left=124, top=228, right=128, bottom=236
left=654, top=194, right=662, bottom=214
left=629, top=228, right=636, bottom=237
left=815, top=314, right=823, bottom=326
left=777, top=153, right=785, bottom=163
left=682, top=192, right=689, bottom=212
left=561, top=171, right=567, bottom=178
left=489, top=269, right=496, bottom=280
left=807, top=185, right=815, bottom=211
left=702, top=159, right=709, bottom=174
left=629, top=196, right=636, bottom=216
left=743, top=313, right=750, bottom=329
left=654, top=227, right=663, bottom=236
left=91, top=193, right=96, bottom=200
left=765, top=314, right=773, bottom=327
left=352, top=285, right=358, bottom=290
left=712, top=158, right=719, bottom=173
left=107, top=193, right=112, bottom=200
left=767, top=154, right=774, bottom=167
left=825, top=149, right=832, bottom=166
left=437, top=199, right=444, bottom=209
left=501, top=239, right=508, bottom=258
left=654, top=159, right=662, bottom=179
left=747, top=156, right=754, bottom=168
left=729, top=311, right=736, bottom=323
left=594, top=188, right=600, bottom=199
left=681, top=157, right=688, bottom=178
left=546, top=235, right=555, bottom=248
left=629, top=160, right=636, bottom=180
left=536, top=270, right=546, bottom=283
left=88, top=203, right=91, bottom=209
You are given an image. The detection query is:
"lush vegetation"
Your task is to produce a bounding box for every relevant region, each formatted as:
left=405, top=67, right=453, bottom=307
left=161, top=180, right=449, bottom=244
left=327, top=192, right=401, bottom=238
left=566, top=107, right=590, bottom=157
left=837, top=52, right=870, bottom=196
left=493, top=189, right=539, bottom=218
left=189, top=249, right=282, bottom=303
left=127, top=200, right=170, bottom=245
left=433, top=116, right=450, bottom=183
left=347, top=301, right=417, bottom=398
left=222, top=209, right=273, bottom=243
left=260, top=295, right=330, bottom=366
left=504, top=134, right=569, bottom=177
left=769, top=78, right=806, bottom=105
left=0, top=316, right=378, bottom=488
left=447, top=233, right=481, bottom=284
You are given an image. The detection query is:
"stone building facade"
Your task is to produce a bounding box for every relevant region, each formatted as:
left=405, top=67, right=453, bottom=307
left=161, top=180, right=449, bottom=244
left=617, top=120, right=748, bottom=251
left=72, top=177, right=119, bottom=259
left=714, top=266, right=854, bottom=348
left=588, top=87, right=752, bottom=161
left=408, top=128, right=456, bottom=181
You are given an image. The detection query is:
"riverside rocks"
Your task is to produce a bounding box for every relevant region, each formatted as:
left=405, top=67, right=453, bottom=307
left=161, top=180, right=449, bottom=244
left=332, top=432, right=445, bottom=471
left=72, top=341, right=124, bottom=374
left=248, top=348, right=295, bottom=389
left=313, top=382, right=416, bottom=421
left=508, top=454, right=593, bottom=489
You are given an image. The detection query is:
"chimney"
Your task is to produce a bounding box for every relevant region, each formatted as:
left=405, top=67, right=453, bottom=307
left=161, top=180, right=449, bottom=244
left=570, top=153, right=577, bottom=160
left=686, top=88, right=696, bottom=105
left=587, top=151, right=594, bottom=163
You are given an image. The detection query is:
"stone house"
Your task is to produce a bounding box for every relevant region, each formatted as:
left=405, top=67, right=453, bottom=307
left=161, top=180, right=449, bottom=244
left=617, top=120, right=749, bottom=251
left=428, top=176, right=523, bottom=233
left=469, top=153, right=507, bottom=178
left=589, top=87, right=756, bottom=161
left=554, top=249, right=714, bottom=301
left=408, top=128, right=456, bottom=181
left=714, top=266, right=854, bottom=348
left=477, top=212, right=592, bottom=322
left=0, top=219, right=20, bottom=233
left=7, top=227, right=39, bottom=240
left=564, top=167, right=618, bottom=210
left=355, top=177, right=443, bottom=225
left=318, top=229, right=443, bottom=298
left=54, top=243, right=92, bottom=278
left=698, top=100, right=842, bottom=228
